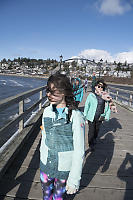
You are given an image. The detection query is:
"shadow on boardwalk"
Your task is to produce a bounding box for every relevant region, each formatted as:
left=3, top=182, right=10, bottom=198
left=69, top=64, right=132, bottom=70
left=99, top=117, right=122, bottom=138
left=0, top=126, right=40, bottom=199
left=81, top=132, right=115, bottom=188
left=117, top=152, right=133, bottom=200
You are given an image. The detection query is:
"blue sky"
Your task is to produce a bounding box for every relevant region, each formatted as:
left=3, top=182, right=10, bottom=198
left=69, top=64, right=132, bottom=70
left=0, top=0, right=133, bottom=62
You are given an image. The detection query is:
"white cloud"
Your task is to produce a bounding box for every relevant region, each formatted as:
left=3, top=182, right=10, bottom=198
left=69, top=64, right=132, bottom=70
left=76, top=49, right=133, bottom=63
left=78, top=49, right=113, bottom=62
left=115, top=51, right=133, bottom=63
left=97, top=0, right=132, bottom=15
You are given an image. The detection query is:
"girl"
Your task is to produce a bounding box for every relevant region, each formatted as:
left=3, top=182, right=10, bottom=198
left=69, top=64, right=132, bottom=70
left=40, top=73, right=85, bottom=200
left=84, top=80, right=111, bottom=152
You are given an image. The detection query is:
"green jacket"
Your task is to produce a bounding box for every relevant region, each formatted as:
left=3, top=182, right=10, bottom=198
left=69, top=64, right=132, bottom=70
left=40, top=104, right=85, bottom=189
left=84, top=92, right=111, bottom=122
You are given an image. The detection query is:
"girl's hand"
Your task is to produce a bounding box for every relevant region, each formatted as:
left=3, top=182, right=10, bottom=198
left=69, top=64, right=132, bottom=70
left=66, top=185, right=78, bottom=194
left=101, top=91, right=112, bottom=101
left=109, top=102, right=118, bottom=113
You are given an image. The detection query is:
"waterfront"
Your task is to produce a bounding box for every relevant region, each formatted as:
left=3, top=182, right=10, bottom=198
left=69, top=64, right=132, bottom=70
left=0, top=74, right=133, bottom=140
left=108, top=83, right=133, bottom=91
left=0, top=75, right=47, bottom=129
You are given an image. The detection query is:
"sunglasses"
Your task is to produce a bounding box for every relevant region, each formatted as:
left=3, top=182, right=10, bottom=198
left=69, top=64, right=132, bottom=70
left=46, top=87, right=56, bottom=95
left=97, top=85, right=104, bottom=89
left=46, top=87, right=63, bottom=96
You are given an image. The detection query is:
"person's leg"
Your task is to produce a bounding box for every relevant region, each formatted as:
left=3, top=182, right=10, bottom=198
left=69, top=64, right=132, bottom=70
left=40, top=171, right=54, bottom=200
left=88, top=121, right=95, bottom=150
left=53, top=178, right=66, bottom=200
left=92, top=86, right=95, bottom=93
left=94, top=120, right=102, bottom=140
left=85, top=86, right=87, bottom=93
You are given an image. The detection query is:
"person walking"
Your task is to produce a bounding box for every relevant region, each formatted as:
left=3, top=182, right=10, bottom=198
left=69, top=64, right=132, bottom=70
left=84, top=78, right=88, bottom=93
left=84, top=79, right=111, bottom=152
left=91, top=72, right=96, bottom=93
left=73, top=77, right=84, bottom=108
left=40, top=73, right=85, bottom=200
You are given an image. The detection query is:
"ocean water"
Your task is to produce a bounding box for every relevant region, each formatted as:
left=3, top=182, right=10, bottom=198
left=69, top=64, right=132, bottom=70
left=108, top=83, right=133, bottom=92
left=108, top=83, right=133, bottom=106
left=0, top=75, right=47, bottom=128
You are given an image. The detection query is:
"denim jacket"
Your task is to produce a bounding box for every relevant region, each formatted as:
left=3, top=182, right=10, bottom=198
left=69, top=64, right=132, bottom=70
left=74, top=86, right=84, bottom=102
left=84, top=92, right=111, bottom=122
left=40, top=104, right=85, bottom=189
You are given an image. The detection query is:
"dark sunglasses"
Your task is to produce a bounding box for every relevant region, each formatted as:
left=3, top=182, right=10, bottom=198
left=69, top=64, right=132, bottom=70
left=46, top=87, right=64, bottom=95
left=46, top=87, right=55, bottom=95
left=97, top=85, right=104, bottom=89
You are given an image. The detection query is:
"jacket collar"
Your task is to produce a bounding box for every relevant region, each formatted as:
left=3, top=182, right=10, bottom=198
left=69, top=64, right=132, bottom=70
left=49, top=104, right=68, bottom=114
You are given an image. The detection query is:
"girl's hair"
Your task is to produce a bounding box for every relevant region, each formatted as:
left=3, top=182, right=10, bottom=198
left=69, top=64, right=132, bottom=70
left=47, top=72, right=77, bottom=121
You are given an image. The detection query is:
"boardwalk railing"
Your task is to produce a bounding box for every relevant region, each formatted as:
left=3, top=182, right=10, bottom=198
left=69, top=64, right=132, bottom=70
left=0, top=85, right=48, bottom=178
left=108, top=86, right=133, bottom=111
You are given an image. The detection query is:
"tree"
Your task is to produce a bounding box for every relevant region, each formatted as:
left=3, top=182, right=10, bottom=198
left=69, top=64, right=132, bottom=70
left=124, top=60, right=127, bottom=66
left=76, top=66, right=79, bottom=71
left=1, top=58, right=7, bottom=63
left=8, top=59, right=11, bottom=62
left=131, top=70, right=133, bottom=79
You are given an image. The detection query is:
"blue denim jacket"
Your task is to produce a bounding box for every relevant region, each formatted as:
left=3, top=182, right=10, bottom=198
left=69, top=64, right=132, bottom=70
left=40, top=104, right=85, bottom=189
left=74, top=86, right=84, bottom=102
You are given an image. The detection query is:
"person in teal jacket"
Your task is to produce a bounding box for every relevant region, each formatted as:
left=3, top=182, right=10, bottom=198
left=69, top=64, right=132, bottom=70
left=73, top=78, right=84, bottom=108
left=91, top=72, right=96, bottom=92
left=84, top=79, right=111, bottom=152
left=40, top=73, right=85, bottom=200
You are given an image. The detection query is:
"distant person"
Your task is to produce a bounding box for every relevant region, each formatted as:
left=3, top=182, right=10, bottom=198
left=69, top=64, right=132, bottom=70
left=71, top=77, right=75, bottom=87
left=91, top=72, right=96, bottom=93
left=73, top=77, right=84, bottom=108
left=84, top=78, right=88, bottom=93
left=40, top=73, right=85, bottom=200
left=84, top=80, right=111, bottom=152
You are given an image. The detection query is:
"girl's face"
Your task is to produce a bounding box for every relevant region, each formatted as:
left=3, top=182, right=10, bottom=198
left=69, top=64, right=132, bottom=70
left=95, top=83, right=104, bottom=94
left=75, top=80, right=79, bottom=86
left=46, top=83, right=66, bottom=107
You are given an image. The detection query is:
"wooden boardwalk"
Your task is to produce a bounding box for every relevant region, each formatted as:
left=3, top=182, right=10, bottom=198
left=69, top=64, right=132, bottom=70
left=0, top=90, right=133, bottom=200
